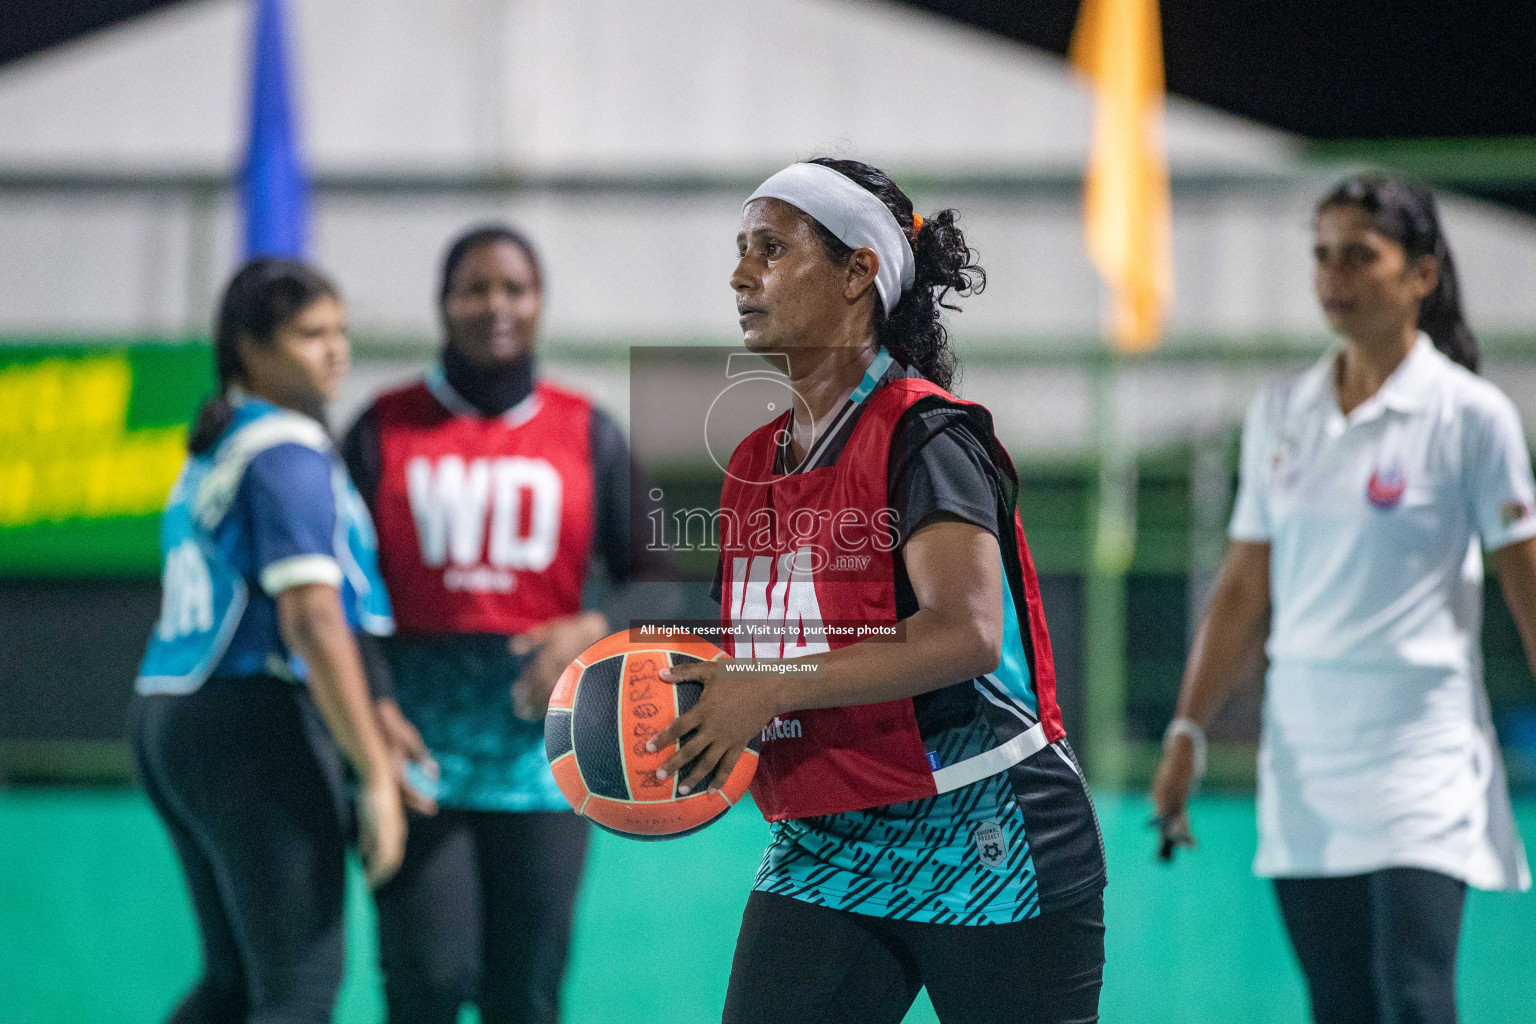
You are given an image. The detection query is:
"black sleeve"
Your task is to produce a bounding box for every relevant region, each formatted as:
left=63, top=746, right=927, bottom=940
left=889, top=407, right=1002, bottom=547
left=356, top=632, right=394, bottom=702
left=339, top=405, right=383, bottom=515
left=588, top=406, right=688, bottom=624
left=591, top=405, right=681, bottom=584
left=590, top=406, right=636, bottom=584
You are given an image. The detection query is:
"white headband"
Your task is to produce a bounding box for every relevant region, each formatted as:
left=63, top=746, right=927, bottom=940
left=745, top=163, right=915, bottom=315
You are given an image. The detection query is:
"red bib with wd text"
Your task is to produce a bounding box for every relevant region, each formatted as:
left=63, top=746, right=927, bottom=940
left=719, top=376, right=1063, bottom=822
left=371, top=380, right=595, bottom=635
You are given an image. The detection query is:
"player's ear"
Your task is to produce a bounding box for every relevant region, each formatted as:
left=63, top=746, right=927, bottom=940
left=844, top=248, right=881, bottom=304
left=1409, top=252, right=1439, bottom=302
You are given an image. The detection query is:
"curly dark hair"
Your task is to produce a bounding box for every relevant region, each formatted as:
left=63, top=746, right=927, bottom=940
left=802, top=157, right=985, bottom=392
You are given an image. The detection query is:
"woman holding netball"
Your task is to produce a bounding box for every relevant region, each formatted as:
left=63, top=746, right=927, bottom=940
left=648, top=159, right=1107, bottom=1024
left=133, top=259, right=406, bottom=1023
left=343, top=224, right=652, bottom=1024
left=1152, top=175, right=1533, bottom=1023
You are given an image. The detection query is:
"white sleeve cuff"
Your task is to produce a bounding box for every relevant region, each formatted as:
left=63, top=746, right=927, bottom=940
left=1485, top=515, right=1536, bottom=553
left=260, top=554, right=343, bottom=596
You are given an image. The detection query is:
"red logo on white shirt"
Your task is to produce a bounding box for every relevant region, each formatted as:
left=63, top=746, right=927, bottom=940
left=1366, top=465, right=1407, bottom=509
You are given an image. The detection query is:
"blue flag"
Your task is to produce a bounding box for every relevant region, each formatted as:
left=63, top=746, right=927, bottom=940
left=242, top=0, right=308, bottom=258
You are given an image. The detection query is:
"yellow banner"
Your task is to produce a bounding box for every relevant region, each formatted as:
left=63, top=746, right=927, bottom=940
left=0, top=355, right=185, bottom=527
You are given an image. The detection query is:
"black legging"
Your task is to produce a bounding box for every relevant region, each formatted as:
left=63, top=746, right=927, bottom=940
left=131, top=676, right=351, bottom=1024
left=373, top=808, right=589, bottom=1024
left=1274, top=868, right=1468, bottom=1024
left=722, top=890, right=1105, bottom=1024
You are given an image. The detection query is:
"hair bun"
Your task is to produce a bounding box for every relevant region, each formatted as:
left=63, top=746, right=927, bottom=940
left=807, top=157, right=985, bottom=392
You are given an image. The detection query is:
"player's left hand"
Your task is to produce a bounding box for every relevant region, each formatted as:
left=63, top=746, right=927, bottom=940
left=374, top=697, right=439, bottom=816
left=509, top=610, right=610, bottom=720
left=649, top=659, right=784, bottom=795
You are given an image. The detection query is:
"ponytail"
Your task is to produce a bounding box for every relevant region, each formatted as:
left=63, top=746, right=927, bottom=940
left=185, top=397, right=238, bottom=457
left=188, top=258, right=339, bottom=454
left=1319, top=174, right=1480, bottom=373
left=803, top=157, right=985, bottom=392
left=1418, top=234, right=1479, bottom=373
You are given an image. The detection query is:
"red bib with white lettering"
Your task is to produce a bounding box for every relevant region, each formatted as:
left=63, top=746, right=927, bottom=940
left=371, top=380, right=595, bottom=634
left=719, top=376, right=1063, bottom=821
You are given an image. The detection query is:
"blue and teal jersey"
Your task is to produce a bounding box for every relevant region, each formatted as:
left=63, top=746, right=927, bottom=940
left=136, top=397, right=392, bottom=694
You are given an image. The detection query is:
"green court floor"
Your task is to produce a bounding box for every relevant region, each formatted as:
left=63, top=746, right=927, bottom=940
left=2, top=789, right=1532, bottom=1023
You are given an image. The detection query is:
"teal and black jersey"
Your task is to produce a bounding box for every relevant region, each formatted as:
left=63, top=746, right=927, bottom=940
left=754, top=599, right=1104, bottom=924
left=384, top=634, right=569, bottom=812
left=739, top=358, right=1106, bottom=923
left=754, top=618, right=1104, bottom=924
left=756, top=715, right=1093, bottom=925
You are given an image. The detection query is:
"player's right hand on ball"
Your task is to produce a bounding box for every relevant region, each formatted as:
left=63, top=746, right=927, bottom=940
left=358, top=775, right=407, bottom=888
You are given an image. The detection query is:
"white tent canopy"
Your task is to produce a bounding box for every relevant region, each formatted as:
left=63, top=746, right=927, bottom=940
left=0, top=0, right=1295, bottom=174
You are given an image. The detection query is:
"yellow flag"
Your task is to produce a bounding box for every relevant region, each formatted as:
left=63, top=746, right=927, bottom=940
left=1071, top=0, right=1174, bottom=352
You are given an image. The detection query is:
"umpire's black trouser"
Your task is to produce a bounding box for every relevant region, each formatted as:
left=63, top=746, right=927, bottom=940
left=1274, top=867, right=1468, bottom=1024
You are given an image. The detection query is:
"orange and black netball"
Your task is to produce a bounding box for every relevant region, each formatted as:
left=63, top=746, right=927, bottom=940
left=544, top=630, right=759, bottom=839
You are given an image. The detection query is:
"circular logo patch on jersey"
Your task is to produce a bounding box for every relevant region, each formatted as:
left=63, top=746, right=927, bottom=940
left=973, top=820, right=1009, bottom=871
left=1366, top=464, right=1407, bottom=509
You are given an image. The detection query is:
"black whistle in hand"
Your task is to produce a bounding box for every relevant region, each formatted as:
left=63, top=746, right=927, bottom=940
left=1150, top=814, right=1195, bottom=863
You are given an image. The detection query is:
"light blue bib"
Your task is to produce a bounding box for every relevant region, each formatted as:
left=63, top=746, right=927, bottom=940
left=136, top=399, right=392, bottom=695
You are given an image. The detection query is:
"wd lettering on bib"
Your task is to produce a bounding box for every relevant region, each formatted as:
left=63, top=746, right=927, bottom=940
left=406, top=455, right=562, bottom=578
left=372, top=380, right=596, bottom=634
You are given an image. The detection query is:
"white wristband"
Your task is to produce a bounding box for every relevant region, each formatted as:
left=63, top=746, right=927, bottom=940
left=1163, top=716, right=1208, bottom=783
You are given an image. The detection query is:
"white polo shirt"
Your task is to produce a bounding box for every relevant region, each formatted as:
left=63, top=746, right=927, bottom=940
left=1231, top=334, right=1533, bottom=890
